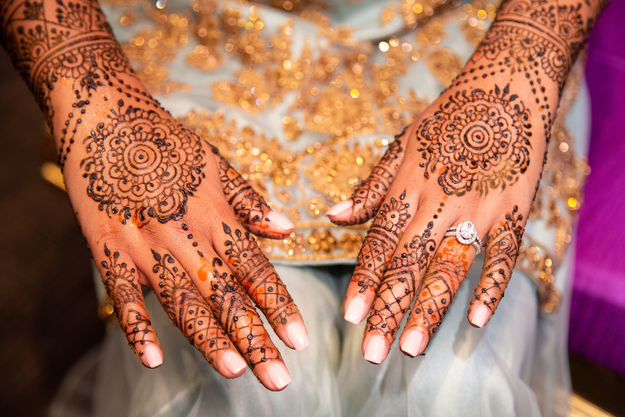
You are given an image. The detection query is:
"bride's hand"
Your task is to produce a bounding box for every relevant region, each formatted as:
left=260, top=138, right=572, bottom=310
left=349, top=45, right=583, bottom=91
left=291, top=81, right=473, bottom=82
left=0, top=0, right=307, bottom=391
left=325, top=0, right=602, bottom=364
left=63, top=93, right=307, bottom=390
left=326, top=82, right=541, bottom=362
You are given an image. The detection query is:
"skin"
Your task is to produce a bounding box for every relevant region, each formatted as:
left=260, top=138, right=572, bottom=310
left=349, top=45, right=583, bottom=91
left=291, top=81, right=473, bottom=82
left=327, top=0, right=608, bottom=363
left=0, top=0, right=309, bottom=390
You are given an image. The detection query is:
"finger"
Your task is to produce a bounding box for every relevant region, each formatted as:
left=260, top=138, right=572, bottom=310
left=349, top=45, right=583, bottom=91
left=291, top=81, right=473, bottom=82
left=468, top=205, right=526, bottom=328
left=399, top=237, right=476, bottom=357
left=168, top=242, right=292, bottom=391
left=343, top=189, right=413, bottom=326
left=142, top=248, right=248, bottom=380
left=361, top=209, right=447, bottom=364
left=326, top=125, right=410, bottom=225
left=214, top=150, right=293, bottom=239
left=97, top=244, right=162, bottom=369
left=216, top=222, right=308, bottom=352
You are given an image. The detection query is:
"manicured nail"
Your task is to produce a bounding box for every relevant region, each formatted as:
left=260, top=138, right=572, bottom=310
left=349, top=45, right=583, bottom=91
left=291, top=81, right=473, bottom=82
left=266, top=211, right=294, bottom=232
left=400, top=328, right=428, bottom=357
left=285, top=322, right=310, bottom=351
left=345, top=297, right=368, bottom=324
left=267, top=362, right=291, bottom=390
left=143, top=344, right=163, bottom=368
left=221, top=351, right=247, bottom=375
left=364, top=335, right=389, bottom=364
left=326, top=200, right=353, bottom=217
left=470, top=304, right=492, bottom=328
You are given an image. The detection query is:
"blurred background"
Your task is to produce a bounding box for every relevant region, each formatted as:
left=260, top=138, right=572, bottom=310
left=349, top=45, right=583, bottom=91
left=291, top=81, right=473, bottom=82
left=1, top=1, right=625, bottom=415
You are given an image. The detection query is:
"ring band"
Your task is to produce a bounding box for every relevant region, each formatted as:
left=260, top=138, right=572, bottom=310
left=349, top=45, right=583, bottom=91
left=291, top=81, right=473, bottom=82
left=445, top=221, right=483, bottom=255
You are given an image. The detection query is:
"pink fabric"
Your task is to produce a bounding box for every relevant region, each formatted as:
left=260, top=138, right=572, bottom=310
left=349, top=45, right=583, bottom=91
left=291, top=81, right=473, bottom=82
left=570, top=0, right=625, bottom=376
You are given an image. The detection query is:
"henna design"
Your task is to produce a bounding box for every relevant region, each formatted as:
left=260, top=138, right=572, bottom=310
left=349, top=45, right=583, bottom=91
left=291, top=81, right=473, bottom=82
left=101, top=245, right=157, bottom=359
left=342, top=127, right=408, bottom=225
left=352, top=190, right=411, bottom=293
left=216, top=152, right=274, bottom=233
left=0, top=0, right=160, bottom=166
left=417, top=85, right=532, bottom=196
left=81, top=100, right=206, bottom=223
left=367, top=222, right=437, bottom=339
left=472, top=206, right=525, bottom=312
left=222, top=222, right=298, bottom=328
left=404, top=239, right=471, bottom=339
left=457, top=0, right=601, bottom=139
left=151, top=249, right=234, bottom=365
left=152, top=249, right=281, bottom=368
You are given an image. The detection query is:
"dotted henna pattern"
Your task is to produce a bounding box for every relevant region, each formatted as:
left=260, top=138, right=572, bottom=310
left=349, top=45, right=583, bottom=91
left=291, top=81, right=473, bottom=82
left=417, top=85, right=532, bottom=196
left=223, top=223, right=298, bottom=328
left=101, top=245, right=157, bottom=360
left=353, top=190, right=411, bottom=293
left=472, top=205, right=525, bottom=312
left=152, top=249, right=281, bottom=368
left=81, top=101, right=206, bottom=223
left=367, top=222, right=437, bottom=339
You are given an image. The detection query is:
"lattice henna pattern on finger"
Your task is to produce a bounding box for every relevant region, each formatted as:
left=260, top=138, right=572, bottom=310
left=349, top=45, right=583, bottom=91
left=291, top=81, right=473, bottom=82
left=367, top=222, right=437, bottom=339
left=101, top=245, right=156, bottom=359
left=222, top=223, right=298, bottom=328
left=192, top=252, right=283, bottom=368
left=472, top=206, right=525, bottom=312
left=417, top=85, right=532, bottom=196
left=405, top=239, right=471, bottom=339
left=353, top=190, right=411, bottom=293
left=151, top=249, right=233, bottom=365
left=81, top=100, right=206, bottom=224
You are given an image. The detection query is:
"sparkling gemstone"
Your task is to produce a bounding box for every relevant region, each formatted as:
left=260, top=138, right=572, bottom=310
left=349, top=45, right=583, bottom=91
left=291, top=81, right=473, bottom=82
left=456, top=221, right=477, bottom=244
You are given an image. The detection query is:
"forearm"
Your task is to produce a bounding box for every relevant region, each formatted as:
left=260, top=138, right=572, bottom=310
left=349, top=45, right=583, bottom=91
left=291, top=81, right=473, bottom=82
left=457, top=0, right=608, bottom=138
left=0, top=0, right=157, bottom=167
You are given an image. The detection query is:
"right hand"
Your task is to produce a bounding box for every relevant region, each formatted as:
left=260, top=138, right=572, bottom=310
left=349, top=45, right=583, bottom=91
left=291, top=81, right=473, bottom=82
left=63, top=90, right=307, bottom=391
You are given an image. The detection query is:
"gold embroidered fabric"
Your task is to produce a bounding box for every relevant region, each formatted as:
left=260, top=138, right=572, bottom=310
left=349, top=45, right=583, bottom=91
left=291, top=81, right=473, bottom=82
left=89, top=0, right=589, bottom=312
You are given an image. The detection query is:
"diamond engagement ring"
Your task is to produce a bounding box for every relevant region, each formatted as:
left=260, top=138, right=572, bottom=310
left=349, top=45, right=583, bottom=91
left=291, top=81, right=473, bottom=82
left=445, top=221, right=483, bottom=255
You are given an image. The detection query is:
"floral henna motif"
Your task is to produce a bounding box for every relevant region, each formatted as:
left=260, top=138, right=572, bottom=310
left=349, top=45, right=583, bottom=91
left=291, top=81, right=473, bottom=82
left=417, top=85, right=532, bottom=196
left=460, top=0, right=594, bottom=139
left=222, top=223, right=298, bottom=328
left=353, top=190, right=411, bottom=293
left=367, top=223, right=437, bottom=340
left=339, top=127, right=407, bottom=225
left=0, top=0, right=160, bottom=167
left=471, top=206, right=525, bottom=313
left=101, top=245, right=157, bottom=360
left=81, top=100, right=206, bottom=224
left=404, top=239, right=471, bottom=339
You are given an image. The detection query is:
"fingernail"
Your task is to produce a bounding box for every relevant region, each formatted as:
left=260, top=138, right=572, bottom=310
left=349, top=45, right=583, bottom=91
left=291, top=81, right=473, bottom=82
left=326, top=200, right=353, bottom=217
left=364, top=335, right=389, bottom=364
left=400, top=329, right=427, bottom=357
left=470, top=304, right=492, bottom=328
left=267, top=362, right=291, bottom=390
left=286, top=322, right=310, bottom=351
left=266, top=211, right=294, bottom=232
left=345, top=297, right=368, bottom=324
left=143, top=344, right=163, bottom=368
left=222, top=351, right=247, bottom=375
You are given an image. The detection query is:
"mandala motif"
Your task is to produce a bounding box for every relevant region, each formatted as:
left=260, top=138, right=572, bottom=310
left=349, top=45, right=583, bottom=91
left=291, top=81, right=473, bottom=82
left=417, top=86, right=532, bottom=196
left=82, top=102, right=205, bottom=223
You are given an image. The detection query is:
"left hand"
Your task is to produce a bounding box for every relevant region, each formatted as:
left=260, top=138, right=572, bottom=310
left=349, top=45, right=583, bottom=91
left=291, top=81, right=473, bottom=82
left=326, top=81, right=545, bottom=363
